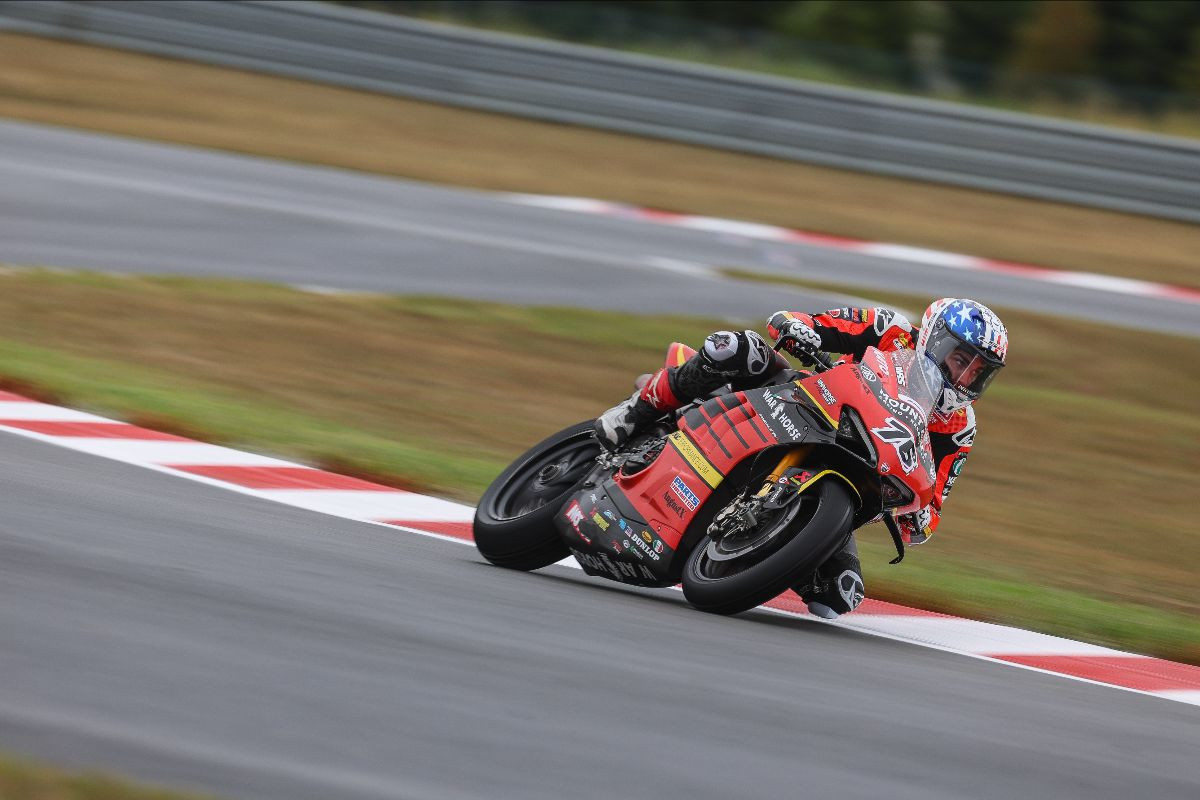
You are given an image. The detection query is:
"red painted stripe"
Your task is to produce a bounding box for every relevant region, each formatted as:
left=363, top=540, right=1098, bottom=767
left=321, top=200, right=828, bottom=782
left=763, top=591, right=950, bottom=617
left=634, top=208, right=685, bottom=223
left=1157, top=284, right=1200, bottom=303
left=784, top=230, right=865, bottom=247
left=976, top=258, right=1058, bottom=278
left=384, top=520, right=474, bottom=541
left=0, top=420, right=191, bottom=440
left=166, top=465, right=394, bottom=490
left=575, top=199, right=1200, bottom=303
left=0, top=391, right=32, bottom=401
left=988, top=654, right=1200, bottom=691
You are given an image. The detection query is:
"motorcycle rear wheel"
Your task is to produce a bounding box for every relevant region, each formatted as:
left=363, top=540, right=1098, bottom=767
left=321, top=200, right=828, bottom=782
left=474, top=421, right=600, bottom=571
left=681, top=477, right=855, bottom=615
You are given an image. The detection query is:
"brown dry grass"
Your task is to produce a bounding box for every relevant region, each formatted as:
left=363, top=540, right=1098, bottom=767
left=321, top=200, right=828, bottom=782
left=1, top=33, right=1198, bottom=289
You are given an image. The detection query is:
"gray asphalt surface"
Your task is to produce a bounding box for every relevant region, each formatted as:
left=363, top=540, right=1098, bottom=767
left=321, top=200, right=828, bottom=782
left=1, top=118, right=1197, bottom=335
left=2, top=430, right=1197, bottom=800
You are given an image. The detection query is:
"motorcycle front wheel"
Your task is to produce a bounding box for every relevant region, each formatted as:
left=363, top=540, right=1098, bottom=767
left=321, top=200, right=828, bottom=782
left=681, top=477, right=855, bottom=615
left=473, top=421, right=600, bottom=571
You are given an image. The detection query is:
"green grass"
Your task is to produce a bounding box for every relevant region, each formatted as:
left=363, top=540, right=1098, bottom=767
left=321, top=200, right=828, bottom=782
left=0, top=268, right=1196, bottom=665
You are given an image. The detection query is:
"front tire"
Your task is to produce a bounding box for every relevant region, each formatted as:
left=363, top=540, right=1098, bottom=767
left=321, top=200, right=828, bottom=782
left=474, top=421, right=600, bottom=571
left=682, top=478, right=856, bottom=615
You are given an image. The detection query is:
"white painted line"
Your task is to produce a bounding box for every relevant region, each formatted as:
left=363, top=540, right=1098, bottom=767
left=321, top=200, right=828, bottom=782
left=1155, top=690, right=1200, bottom=706
left=841, top=615, right=1120, bottom=656
left=252, top=489, right=475, bottom=521
left=675, top=216, right=793, bottom=241
left=1042, top=271, right=1165, bottom=296
left=854, top=243, right=983, bottom=269
left=503, top=193, right=620, bottom=214
left=50, top=439, right=303, bottom=467
left=0, top=403, right=116, bottom=422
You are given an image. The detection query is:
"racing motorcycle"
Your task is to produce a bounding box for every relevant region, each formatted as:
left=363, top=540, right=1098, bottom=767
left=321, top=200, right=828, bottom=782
left=473, top=335, right=940, bottom=615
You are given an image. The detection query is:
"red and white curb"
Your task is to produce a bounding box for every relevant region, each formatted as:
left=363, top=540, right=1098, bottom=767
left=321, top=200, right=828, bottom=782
left=2, top=389, right=1197, bottom=707
left=506, top=193, right=1200, bottom=305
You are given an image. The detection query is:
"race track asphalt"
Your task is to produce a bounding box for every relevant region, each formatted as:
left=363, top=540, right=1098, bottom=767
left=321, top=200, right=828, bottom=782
left=1, top=118, right=1197, bottom=335
left=2, top=431, right=1197, bottom=800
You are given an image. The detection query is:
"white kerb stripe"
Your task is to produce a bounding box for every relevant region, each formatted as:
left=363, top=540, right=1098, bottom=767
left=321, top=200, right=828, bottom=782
left=48, top=439, right=304, bottom=467
left=253, top=489, right=476, bottom=521
left=855, top=243, right=982, bottom=269
left=0, top=403, right=117, bottom=422
left=675, top=217, right=793, bottom=240
left=503, top=193, right=620, bottom=214
left=1042, top=272, right=1163, bottom=296
left=841, top=615, right=1122, bottom=656
left=1154, top=690, right=1200, bottom=706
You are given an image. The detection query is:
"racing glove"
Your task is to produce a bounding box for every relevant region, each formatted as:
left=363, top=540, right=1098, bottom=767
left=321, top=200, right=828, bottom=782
left=767, top=312, right=822, bottom=361
left=894, top=506, right=934, bottom=545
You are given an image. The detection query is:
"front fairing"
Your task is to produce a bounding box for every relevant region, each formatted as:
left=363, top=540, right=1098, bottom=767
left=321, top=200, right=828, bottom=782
left=799, top=348, right=937, bottom=513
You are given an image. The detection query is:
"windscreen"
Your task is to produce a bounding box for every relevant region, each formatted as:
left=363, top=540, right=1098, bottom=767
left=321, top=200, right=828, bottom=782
left=891, top=348, right=939, bottom=423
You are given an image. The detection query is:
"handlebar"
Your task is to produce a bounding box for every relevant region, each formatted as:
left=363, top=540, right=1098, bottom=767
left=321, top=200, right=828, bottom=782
left=772, top=338, right=834, bottom=372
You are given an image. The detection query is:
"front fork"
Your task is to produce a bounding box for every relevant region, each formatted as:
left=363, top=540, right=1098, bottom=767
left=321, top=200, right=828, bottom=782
left=755, top=447, right=810, bottom=498
left=710, top=447, right=813, bottom=540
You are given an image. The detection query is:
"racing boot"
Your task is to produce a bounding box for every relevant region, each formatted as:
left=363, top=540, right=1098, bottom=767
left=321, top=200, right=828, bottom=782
left=594, top=368, right=683, bottom=451
left=795, top=538, right=864, bottom=619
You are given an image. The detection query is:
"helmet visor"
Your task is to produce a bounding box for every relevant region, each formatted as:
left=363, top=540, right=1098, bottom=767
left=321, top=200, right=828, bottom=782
left=925, top=327, right=1004, bottom=400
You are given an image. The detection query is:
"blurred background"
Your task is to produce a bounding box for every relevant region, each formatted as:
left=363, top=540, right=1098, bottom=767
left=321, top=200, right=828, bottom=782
left=0, top=2, right=1197, bottom=798
left=361, top=0, right=1200, bottom=135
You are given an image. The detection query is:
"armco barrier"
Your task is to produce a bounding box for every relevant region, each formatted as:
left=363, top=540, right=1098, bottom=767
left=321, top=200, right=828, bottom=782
left=2, top=0, right=1199, bottom=222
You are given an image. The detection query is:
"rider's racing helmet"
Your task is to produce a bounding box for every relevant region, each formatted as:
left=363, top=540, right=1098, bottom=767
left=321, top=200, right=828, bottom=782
left=916, top=298, right=1008, bottom=416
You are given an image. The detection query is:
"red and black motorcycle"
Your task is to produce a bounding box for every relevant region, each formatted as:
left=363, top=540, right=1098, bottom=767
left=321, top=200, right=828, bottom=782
left=473, top=336, right=939, bottom=615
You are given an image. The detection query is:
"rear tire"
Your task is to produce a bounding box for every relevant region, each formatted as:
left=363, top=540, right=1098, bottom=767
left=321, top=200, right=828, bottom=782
left=682, top=478, right=856, bottom=615
left=474, top=421, right=600, bottom=571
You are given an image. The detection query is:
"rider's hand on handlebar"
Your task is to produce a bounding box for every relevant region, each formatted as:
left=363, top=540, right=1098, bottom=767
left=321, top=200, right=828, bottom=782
left=775, top=320, right=823, bottom=361
left=895, top=507, right=934, bottom=545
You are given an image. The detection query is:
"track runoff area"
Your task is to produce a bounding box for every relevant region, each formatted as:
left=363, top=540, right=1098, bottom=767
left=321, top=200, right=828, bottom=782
left=0, top=390, right=1196, bottom=705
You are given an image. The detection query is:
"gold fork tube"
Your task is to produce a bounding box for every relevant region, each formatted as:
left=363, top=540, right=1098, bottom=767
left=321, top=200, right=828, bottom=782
left=755, top=447, right=810, bottom=496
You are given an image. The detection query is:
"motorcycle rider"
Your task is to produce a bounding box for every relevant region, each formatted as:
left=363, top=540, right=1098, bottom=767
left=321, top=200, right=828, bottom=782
left=594, top=298, right=1008, bottom=619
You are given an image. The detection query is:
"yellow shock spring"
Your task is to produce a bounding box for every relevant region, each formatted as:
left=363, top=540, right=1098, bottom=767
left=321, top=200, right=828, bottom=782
left=755, top=447, right=810, bottom=497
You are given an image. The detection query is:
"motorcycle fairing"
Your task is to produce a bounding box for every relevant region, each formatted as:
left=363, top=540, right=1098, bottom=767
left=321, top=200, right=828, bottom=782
left=556, top=388, right=804, bottom=587
left=559, top=346, right=936, bottom=586
left=558, top=485, right=675, bottom=587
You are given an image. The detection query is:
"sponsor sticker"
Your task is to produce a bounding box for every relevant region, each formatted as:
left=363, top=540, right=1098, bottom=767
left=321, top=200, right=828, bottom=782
left=565, top=501, right=585, bottom=529
left=667, top=431, right=722, bottom=489
left=760, top=390, right=805, bottom=441
left=671, top=476, right=700, bottom=511
left=592, top=512, right=609, bottom=531
left=816, top=378, right=836, bottom=405
left=873, top=350, right=891, bottom=377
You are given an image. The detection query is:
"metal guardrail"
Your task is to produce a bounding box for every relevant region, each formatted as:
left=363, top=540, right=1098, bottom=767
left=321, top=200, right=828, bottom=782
left=3, top=0, right=1199, bottom=222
